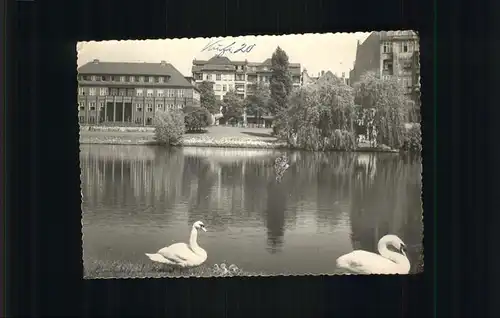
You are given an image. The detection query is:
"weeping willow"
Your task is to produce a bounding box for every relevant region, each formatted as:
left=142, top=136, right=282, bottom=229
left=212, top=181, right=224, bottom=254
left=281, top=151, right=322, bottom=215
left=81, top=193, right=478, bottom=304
left=275, top=77, right=358, bottom=151
left=354, top=72, right=410, bottom=149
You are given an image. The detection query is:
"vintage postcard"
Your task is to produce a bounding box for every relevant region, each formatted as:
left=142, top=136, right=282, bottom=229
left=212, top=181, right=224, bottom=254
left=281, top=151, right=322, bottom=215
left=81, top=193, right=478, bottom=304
left=78, top=31, right=423, bottom=279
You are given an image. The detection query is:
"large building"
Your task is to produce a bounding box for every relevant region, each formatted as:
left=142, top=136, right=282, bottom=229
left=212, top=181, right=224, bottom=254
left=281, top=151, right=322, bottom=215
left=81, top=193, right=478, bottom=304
left=349, top=31, right=420, bottom=104
left=191, top=56, right=302, bottom=101
left=77, top=60, right=200, bottom=126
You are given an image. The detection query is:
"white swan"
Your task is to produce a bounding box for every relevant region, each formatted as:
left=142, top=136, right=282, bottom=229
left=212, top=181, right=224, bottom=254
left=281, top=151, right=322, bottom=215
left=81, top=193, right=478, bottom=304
left=336, top=234, right=410, bottom=274
left=145, top=221, right=208, bottom=268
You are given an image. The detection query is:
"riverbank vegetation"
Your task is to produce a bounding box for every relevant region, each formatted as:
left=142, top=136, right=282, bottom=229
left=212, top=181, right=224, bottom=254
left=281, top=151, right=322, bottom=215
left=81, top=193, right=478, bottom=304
left=84, top=259, right=261, bottom=279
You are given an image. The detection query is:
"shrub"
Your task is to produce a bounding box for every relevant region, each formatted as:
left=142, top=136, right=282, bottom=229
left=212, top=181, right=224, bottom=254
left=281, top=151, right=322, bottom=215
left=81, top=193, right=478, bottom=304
left=401, top=124, right=422, bottom=153
left=153, top=110, right=185, bottom=145
left=184, top=107, right=212, bottom=132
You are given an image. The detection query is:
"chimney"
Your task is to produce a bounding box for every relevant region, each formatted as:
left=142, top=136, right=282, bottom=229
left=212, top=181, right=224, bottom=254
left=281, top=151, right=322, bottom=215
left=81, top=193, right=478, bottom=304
left=92, top=59, right=99, bottom=64
left=161, top=60, right=167, bottom=66
left=321, top=70, right=325, bottom=77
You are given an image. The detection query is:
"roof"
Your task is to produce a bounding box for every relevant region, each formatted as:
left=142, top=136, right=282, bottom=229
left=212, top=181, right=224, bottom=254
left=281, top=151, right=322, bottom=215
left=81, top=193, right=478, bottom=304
left=206, top=56, right=232, bottom=65
left=192, top=56, right=301, bottom=73
left=78, top=60, right=194, bottom=87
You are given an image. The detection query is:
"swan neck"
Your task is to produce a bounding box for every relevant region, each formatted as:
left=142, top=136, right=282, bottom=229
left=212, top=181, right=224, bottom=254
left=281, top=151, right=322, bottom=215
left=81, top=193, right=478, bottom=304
left=189, top=227, right=199, bottom=249
left=189, top=227, right=204, bottom=255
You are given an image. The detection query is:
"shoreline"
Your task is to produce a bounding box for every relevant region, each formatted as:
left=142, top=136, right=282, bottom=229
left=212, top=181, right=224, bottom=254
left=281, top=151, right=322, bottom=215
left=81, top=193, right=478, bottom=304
left=79, top=127, right=400, bottom=153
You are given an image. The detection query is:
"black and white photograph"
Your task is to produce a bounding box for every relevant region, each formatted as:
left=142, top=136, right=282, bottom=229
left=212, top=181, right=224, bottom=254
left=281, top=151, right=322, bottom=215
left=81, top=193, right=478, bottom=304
left=78, top=31, right=423, bottom=279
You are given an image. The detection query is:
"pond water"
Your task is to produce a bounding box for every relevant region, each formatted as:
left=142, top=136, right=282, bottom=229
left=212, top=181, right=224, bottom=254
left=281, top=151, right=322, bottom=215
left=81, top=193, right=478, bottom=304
left=81, top=145, right=423, bottom=275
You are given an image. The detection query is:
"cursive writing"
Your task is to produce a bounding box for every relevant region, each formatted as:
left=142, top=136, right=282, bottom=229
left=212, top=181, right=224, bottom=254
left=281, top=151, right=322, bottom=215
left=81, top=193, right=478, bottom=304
left=201, top=39, right=256, bottom=57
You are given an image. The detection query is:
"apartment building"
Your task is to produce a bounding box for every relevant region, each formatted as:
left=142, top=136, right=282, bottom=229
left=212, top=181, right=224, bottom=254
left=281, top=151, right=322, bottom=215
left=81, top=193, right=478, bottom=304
left=77, top=60, right=200, bottom=126
left=192, top=56, right=302, bottom=101
left=349, top=31, right=420, bottom=103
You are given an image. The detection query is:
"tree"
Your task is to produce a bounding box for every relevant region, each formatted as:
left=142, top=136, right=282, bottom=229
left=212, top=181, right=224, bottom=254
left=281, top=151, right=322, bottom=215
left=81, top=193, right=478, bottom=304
left=274, top=78, right=358, bottom=151
left=354, top=71, right=410, bottom=149
left=184, top=107, right=212, bottom=132
left=221, top=90, right=244, bottom=122
left=197, top=81, right=219, bottom=114
left=153, top=110, right=185, bottom=145
left=244, top=81, right=270, bottom=123
left=269, top=46, right=293, bottom=115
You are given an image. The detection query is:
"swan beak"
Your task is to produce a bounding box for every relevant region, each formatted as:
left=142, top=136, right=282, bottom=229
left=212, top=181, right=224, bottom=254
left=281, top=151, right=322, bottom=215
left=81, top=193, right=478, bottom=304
left=202, top=227, right=207, bottom=232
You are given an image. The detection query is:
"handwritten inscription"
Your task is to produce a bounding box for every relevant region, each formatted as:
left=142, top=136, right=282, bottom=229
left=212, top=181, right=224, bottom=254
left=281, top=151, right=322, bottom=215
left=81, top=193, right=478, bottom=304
left=201, top=39, right=256, bottom=57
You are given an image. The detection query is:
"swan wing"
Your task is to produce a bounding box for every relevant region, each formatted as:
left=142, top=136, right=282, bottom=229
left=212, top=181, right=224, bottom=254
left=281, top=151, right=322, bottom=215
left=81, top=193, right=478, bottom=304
left=336, top=250, right=401, bottom=274
left=157, top=243, right=194, bottom=264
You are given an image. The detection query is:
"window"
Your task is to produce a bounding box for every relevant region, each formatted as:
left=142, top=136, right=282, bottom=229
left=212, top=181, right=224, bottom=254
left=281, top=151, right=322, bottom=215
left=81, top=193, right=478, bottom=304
left=120, top=76, right=126, bottom=82
left=127, top=89, right=134, bottom=97
left=382, top=41, right=392, bottom=53
left=177, top=104, right=182, bottom=109
left=110, top=88, right=118, bottom=96
left=167, top=104, right=174, bottom=110
left=99, top=88, right=108, bottom=96
left=158, top=76, right=164, bottom=83
left=89, top=102, right=96, bottom=111
left=206, top=74, right=212, bottom=81
left=79, top=116, right=85, bottom=124
left=222, top=85, right=227, bottom=92
left=96, top=76, right=102, bottom=82
left=136, top=89, right=144, bottom=97
left=216, top=74, right=221, bottom=81
left=78, top=88, right=85, bottom=95
left=78, top=101, right=85, bottom=110
left=148, top=76, right=154, bottom=83
left=135, top=118, right=142, bottom=124
left=89, top=88, right=96, bottom=96
left=146, top=104, right=153, bottom=112
left=101, top=76, right=106, bottom=81
left=157, top=89, right=164, bottom=97
left=136, top=103, right=143, bottom=112
left=408, top=42, right=414, bottom=53
left=118, top=89, right=125, bottom=96
left=382, top=75, right=391, bottom=81
left=195, top=73, right=203, bottom=80
left=99, top=102, right=105, bottom=109
left=91, top=75, right=96, bottom=81
left=156, top=104, right=164, bottom=111
left=82, top=75, right=90, bottom=81
left=129, top=76, right=135, bottom=82
left=402, top=42, right=409, bottom=53
left=214, top=84, right=221, bottom=91
left=167, top=89, right=175, bottom=97
left=177, top=90, right=184, bottom=98
left=139, top=76, right=145, bottom=82
left=112, top=76, right=119, bottom=81
left=147, top=89, right=154, bottom=97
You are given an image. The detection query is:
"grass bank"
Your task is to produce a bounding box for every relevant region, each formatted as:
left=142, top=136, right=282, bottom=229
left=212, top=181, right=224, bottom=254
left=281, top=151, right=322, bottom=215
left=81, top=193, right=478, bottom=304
left=84, top=259, right=263, bottom=279
left=79, top=126, right=399, bottom=152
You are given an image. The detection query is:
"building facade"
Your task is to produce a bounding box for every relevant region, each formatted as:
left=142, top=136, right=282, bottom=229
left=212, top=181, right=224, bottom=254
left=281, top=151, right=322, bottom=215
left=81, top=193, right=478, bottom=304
left=77, top=60, right=200, bottom=126
left=192, top=56, right=302, bottom=101
left=349, top=31, right=420, bottom=103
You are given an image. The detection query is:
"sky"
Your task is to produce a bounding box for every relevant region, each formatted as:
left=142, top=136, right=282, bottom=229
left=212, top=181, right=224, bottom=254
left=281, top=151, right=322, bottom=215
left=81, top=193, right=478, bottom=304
left=77, top=32, right=370, bottom=78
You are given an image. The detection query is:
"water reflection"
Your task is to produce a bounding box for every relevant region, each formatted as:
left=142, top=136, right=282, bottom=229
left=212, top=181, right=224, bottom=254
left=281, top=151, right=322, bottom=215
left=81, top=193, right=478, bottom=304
left=81, top=145, right=423, bottom=274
